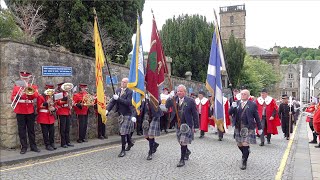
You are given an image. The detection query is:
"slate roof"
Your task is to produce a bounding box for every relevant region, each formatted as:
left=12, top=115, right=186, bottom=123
left=246, top=46, right=273, bottom=56
left=301, top=60, right=320, bottom=78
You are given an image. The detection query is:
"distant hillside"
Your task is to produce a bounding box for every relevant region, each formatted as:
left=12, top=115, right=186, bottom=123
left=272, top=46, right=320, bottom=64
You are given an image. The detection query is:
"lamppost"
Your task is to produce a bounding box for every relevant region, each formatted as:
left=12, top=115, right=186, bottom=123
left=308, top=69, right=312, bottom=103
left=302, top=92, right=305, bottom=103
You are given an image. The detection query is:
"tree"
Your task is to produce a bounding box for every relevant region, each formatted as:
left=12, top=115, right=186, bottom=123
left=160, top=14, right=214, bottom=82
left=282, top=59, right=289, bottom=64
left=239, top=56, right=280, bottom=96
left=0, top=9, right=24, bottom=39
left=223, top=34, right=246, bottom=88
left=305, top=55, right=313, bottom=60
left=292, top=58, right=301, bottom=64
left=5, top=0, right=145, bottom=64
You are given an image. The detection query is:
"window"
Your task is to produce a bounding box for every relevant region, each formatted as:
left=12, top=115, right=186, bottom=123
left=288, top=73, right=293, bottom=79
left=287, top=82, right=293, bottom=88
left=230, top=16, right=234, bottom=25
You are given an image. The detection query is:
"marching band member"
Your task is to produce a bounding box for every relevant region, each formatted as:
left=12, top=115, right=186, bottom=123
left=36, top=84, right=57, bottom=151
left=56, top=82, right=74, bottom=148
left=229, top=89, right=262, bottom=170
left=306, top=101, right=317, bottom=144
left=166, top=84, right=199, bottom=167
left=142, top=94, right=162, bottom=160
left=256, top=89, right=280, bottom=146
left=73, top=83, right=90, bottom=143
left=106, top=77, right=136, bottom=157
left=11, top=71, right=40, bottom=154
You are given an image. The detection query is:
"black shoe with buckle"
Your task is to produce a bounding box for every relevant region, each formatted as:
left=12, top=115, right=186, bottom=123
left=184, top=150, right=191, bottom=160
left=118, top=150, right=126, bottom=157
left=177, top=159, right=185, bottom=167
left=152, top=142, right=159, bottom=153
left=20, top=148, right=27, bottom=154
left=125, top=143, right=134, bottom=151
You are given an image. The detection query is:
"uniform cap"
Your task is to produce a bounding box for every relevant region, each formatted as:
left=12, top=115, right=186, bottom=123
left=45, top=84, right=54, bottom=89
left=282, top=94, right=288, bottom=99
left=19, top=71, right=32, bottom=78
left=57, top=82, right=64, bottom=87
left=79, top=83, right=88, bottom=88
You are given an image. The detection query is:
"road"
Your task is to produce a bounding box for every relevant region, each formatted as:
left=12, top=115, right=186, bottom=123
left=0, top=128, right=291, bottom=180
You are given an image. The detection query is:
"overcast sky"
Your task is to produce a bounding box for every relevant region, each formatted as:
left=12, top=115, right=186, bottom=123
left=2, top=0, right=320, bottom=51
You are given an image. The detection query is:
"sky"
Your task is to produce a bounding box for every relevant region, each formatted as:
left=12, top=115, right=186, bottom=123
left=2, top=0, right=320, bottom=51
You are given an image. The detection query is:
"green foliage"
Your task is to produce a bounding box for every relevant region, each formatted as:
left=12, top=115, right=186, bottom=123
left=239, top=56, right=280, bottom=96
left=223, top=34, right=246, bottom=88
left=5, top=0, right=145, bottom=64
left=160, top=14, right=214, bottom=82
left=277, top=46, right=320, bottom=64
left=0, top=9, right=24, bottom=39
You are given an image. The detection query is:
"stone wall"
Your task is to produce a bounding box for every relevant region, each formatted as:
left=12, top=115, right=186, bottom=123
left=0, top=39, right=205, bottom=148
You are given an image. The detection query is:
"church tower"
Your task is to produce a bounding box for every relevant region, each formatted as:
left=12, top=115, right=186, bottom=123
left=219, top=4, right=246, bottom=46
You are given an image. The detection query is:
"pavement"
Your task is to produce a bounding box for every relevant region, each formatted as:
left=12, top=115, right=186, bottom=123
left=0, top=116, right=319, bottom=179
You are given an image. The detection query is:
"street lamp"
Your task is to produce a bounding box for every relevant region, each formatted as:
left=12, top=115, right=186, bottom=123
left=308, top=69, right=312, bottom=103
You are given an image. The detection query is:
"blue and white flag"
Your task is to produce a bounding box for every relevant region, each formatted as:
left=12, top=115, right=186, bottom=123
left=206, top=24, right=225, bottom=122
left=127, top=15, right=145, bottom=115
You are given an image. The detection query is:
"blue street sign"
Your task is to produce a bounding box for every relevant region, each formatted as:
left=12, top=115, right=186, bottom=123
left=106, top=76, right=118, bottom=85
left=42, top=66, right=72, bottom=76
left=189, top=88, right=193, bottom=93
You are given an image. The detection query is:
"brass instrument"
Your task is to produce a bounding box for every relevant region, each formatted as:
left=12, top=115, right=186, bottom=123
left=11, top=76, right=36, bottom=109
left=61, top=83, right=74, bottom=108
left=82, top=91, right=95, bottom=106
left=44, top=89, right=56, bottom=114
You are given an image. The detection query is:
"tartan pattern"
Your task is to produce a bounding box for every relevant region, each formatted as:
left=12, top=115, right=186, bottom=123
left=176, top=125, right=194, bottom=144
left=234, top=128, right=257, bottom=144
left=119, top=116, right=134, bottom=135
left=143, top=117, right=160, bottom=137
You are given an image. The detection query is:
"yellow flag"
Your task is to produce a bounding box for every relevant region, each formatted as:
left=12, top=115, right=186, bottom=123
left=94, top=17, right=107, bottom=124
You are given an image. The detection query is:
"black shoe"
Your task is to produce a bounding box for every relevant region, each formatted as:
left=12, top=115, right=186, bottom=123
left=125, top=143, right=134, bottom=151
left=218, top=137, right=222, bottom=141
left=61, top=145, right=68, bottom=148
left=51, top=144, right=57, bottom=150
left=20, top=148, right=27, bottom=154
left=267, top=140, right=271, bottom=144
left=98, top=136, right=104, bottom=139
left=46, top=145, right=54, bottom=151
left=177, top=159, right=185, bottom=167
left=286, top=137, right=289, bottom=140
left=165, top=130, right=168, bottom=134
left=184, top=150, right=191, bottom=160
left=240, top=159, right=247, bottom=170
left=118, top=150, right=126, bottom=157
left=315, top=144, right=320, bottom=148
left=199, top=135, right=204, bottom=139
left=103, top=135, right=108, bottom=139
left=147, top=152, right=153, bottom=160
left=137, top=133, right=142, bottom=136
left=152, top=142, right=159, bottom=153
left=82, top=139, right=88, bottom=142
left=309, top=140, right=317, bottom=144
left=259, top=142, right=264, bottom=146
left=31, top=147, right=41, bottom=153
left=77, top=139, right=83, bottom=143
left=67, top=143, right=74, bottom=147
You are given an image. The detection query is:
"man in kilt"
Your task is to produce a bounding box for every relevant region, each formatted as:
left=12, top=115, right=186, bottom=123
left=229, top=89, right=262, bottom=170
left=106, top=78, right=136, bottom=157
left=142, top=95, right=163, bottom=160
left=166, top=85, right=199, bottom=167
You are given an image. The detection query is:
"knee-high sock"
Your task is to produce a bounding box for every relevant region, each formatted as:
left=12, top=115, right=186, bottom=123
left=181, top=145, right=187, bottom=160
left=121, top=135, right=126, bottom=151
left=126, top=134, right=132, bottom=145
left=242, top=146, right=250, bottom=161
left=149, top=138, right=155, bottom=153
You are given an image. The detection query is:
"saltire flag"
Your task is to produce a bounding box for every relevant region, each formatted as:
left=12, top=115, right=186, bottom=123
left=145, top=16, right=166, bottom=110
left=205, top=15, right=225, bottom=131
left=127, top=14, right=145, bottom=115
left=94, top=16, right=107, bottom=124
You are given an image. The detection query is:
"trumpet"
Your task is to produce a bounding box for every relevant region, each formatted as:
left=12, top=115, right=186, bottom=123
left=44, top=89, right=56, bottom=114
left=11, top=76, right=36, bottom=110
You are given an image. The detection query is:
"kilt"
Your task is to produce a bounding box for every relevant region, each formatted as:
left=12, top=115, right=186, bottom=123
left=176, top=125, right=194, bottom=144
left=119, top=116, right=134, bottom=135
left=234, top=128, right=257, bottom=144
left=143, top=117, right=160, bottom=137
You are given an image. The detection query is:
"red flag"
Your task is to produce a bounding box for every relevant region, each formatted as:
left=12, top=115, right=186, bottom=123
left=145, top=18, right=166, bottom=109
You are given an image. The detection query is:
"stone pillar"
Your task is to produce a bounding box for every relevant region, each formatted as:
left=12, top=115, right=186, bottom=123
left=185, top=71, right=192, bottom=80
left=165, top=56, right=172, bottom=76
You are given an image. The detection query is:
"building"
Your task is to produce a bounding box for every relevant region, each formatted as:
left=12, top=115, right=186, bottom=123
left=279, top=64, right=300, bottom=100
left=219, top=4, right=246, bottom=46
left=299, top=60, right=320, bottom=103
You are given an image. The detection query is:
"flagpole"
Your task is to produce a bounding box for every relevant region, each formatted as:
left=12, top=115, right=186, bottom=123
left=151, top=9, right=181, bottom=128
left=93, top=8, right=116, bottom=95
left=213, top=9, right=234, bottom=98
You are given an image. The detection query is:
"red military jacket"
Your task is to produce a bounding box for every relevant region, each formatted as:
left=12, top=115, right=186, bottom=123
left=73, top=91, right=89, bottom=115
left=11, top=84, right=39, bottom=114
left=305, top=104, right=316, bottom=122
left=56, top=91, right=71, bottom=116
left=256, top=96, right=281, bottom=135
left=196, top=97, right=210, bottom=132
left=36, top=94, right=56, bottom=124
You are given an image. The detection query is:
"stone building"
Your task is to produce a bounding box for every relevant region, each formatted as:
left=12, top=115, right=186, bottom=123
left=0, top=39, right=205, bottom=148
left=279, top=64, right=300, bottom=100
left=219, top=4, right=246, bottom=46
left=299, top=60, right=320, bottom=103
